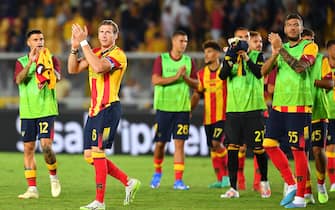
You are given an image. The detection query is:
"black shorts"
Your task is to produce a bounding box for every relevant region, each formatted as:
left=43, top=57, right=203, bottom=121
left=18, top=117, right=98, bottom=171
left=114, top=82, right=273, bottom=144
left=204, top=120, right=225, bottom=147
left=311, top=121, right=328, bottom=148
left=153, top=110, right=190, bottom=142
left=21, top=116, right=55, bottom=142
left=265, top=109, right=311, bottom=150
left=327, top=119, right=335, bottom=146
left=83, top=102, right=121, bottom=150
left=225, top=110, right=265, bottom=149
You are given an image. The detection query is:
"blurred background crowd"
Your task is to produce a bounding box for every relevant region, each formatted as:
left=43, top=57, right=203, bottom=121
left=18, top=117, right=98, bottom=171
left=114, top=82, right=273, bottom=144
left=0, top=0, right=335, bottom=110
left=1, top=0, right=334, bottom=53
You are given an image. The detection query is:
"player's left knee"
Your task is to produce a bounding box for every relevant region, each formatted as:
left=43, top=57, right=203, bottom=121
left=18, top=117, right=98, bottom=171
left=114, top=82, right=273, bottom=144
left=312, top=146, right=323, bottom=156
left=41, top=145, right=52, bottom=154
left=211, top=142, right=221, bottom=151
left=239, top=144, right=247, bottom=153
left=326, top=144, right=335, bottom=151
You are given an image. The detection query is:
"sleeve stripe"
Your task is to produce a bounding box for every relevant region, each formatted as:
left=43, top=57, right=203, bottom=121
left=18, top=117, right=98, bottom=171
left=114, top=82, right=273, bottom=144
left=301, top=55, right=315, bottom=65
left=105, top=56, right=121, bottom=69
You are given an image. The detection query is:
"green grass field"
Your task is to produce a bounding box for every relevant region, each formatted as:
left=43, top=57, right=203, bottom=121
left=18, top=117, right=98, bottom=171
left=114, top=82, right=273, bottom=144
left=0, top=152, right=334, bottom=210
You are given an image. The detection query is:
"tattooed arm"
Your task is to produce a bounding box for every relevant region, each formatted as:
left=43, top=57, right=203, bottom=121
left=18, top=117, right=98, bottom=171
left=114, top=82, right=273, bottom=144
left=267, top=33, right=318, bottom=73
left=279, top=47, right=315, bottom=73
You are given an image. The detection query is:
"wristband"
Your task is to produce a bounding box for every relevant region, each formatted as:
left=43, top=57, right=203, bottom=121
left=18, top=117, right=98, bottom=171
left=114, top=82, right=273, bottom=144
left=71, top=48, right=79, bottom=55
left=80, top=40, right=89, bottom=47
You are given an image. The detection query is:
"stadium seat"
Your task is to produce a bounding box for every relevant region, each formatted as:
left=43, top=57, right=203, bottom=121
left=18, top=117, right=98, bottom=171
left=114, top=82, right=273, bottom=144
left=0, top=18, right=10, bottom=49
left=28, top=17, right=47, bottom=33
left=45, top=17, right=57, bottom=39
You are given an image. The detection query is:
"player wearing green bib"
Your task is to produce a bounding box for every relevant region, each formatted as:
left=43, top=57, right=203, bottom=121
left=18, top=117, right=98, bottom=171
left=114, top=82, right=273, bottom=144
left=261, top=14, right=318, bottom=208
left=219, top=28, right=270, bottom=199
left=16, top=52, right=59, bottom=118
left=325, top=40, right=335, bottom=193
left=14, top=30, right=61, bottom=199
left=301, top=29, right=333, bottom=204
left=150, top=31, right=198, bottom=190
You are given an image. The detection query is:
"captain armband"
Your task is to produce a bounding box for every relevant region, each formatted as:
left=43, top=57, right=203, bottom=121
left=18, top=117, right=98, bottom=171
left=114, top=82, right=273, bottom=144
left=105, top=57, right=116, bottom=70
left=292, top=60, right=310, bottom=73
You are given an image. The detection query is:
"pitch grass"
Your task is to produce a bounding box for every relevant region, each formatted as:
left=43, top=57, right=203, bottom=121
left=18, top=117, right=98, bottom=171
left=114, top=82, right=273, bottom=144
left=0, top=152, right=334, bottom=210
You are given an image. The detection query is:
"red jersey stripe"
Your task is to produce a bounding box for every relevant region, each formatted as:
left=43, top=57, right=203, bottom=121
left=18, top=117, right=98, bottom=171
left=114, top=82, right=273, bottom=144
left=90, top=78, right=98, bottom=116
left=101, top=73, right=110, bottom=109
left=210, top=70, right=217, bottom=123
left=197, top=66, right=227, bottom=124
left=273, top=106, right=312, bottom=113
left=88, top=47, right=127, bottom=116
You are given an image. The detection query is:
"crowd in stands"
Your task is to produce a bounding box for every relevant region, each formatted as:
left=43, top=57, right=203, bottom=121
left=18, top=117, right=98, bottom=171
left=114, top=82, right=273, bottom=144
left=1, top=0, right=335, bottom=55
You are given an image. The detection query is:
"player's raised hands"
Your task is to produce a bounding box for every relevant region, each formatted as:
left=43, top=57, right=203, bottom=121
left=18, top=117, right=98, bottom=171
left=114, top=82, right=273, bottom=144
left=71, top=24, right=88, bottom=49
left=237, top=50, right=249, bottom=61
left=29, top=47, right=40, bottom=62
left=268, top=33, right=282, bottom=51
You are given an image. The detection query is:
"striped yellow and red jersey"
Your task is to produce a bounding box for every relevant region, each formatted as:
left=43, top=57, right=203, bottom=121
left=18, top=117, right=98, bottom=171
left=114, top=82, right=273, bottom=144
left=88, top=46, right=127, bottom=117
left=197, top=65, right=227, bottom=125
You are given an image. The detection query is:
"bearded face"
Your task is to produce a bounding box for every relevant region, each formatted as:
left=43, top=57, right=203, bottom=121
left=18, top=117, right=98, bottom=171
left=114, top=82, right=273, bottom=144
left=284, top=18, right=303, bottom=42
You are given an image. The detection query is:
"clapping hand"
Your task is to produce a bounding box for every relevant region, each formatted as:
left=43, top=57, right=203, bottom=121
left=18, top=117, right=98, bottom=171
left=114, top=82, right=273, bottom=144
left=29, top=47, right=40, bottom=62
left=71, top=24, right=88, bottom=49
left=268, top=33, right=282, bottom=53
left=176, top=66, right=186, bottom=79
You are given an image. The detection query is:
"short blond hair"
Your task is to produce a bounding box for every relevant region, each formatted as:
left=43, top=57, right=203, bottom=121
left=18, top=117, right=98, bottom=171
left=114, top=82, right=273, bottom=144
left=99, top=20, right=119, bottom=34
